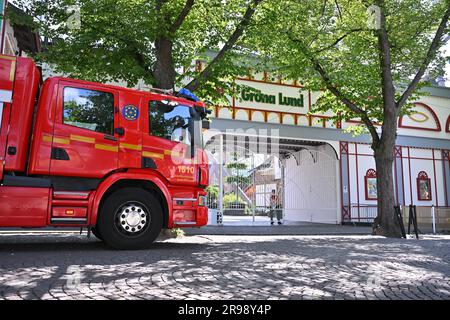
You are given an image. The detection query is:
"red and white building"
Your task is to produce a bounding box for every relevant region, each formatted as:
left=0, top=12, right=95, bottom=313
left=205, top=71, right=450, bottom=225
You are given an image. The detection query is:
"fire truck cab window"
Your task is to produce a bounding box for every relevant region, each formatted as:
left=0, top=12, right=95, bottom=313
left=149, top=100, right=200, bottom=146
left=63, top=87, right=114, bottom=135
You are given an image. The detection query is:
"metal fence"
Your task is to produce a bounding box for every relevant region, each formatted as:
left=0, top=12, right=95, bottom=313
left=349, top=204, right=377, bottom=223
left=347, top=205, right=450, bottom=232
left=401, top=206, right=450, bottom=233
left=204, top=143, right=280, bottom=224
left=436, top=207, right=450, bottom=232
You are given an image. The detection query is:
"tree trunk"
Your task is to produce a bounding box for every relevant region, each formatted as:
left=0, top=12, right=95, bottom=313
left=372, top=1, right=403, bottom=238
left=372, top=114, right=402, bottom=238
left=373, top=145, right=401, bottom=237
left=154, top=37, right=176, bottom=89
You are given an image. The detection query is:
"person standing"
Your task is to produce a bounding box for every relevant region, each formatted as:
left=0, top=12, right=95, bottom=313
left=269, top=189, right=282, bottom=225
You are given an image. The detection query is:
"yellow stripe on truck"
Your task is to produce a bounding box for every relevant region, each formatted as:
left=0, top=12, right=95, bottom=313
left=70, top=134, right=95, bottom=144
left=120, top=143, right=142, bottom=151
left=0, top=55, right=17, bottom=61
left=95, top=144, right=118, bottom=152
left=43, top=135, right=53, bottom=143
left=9, top=61, right=16, bottom=82
left=164, top=149, right=184, bottom=157
left=44, top=134, right=188, bottom=159
left=142, top=151, right=164, bottom=159
left=53, top=137, right=70, bottom=145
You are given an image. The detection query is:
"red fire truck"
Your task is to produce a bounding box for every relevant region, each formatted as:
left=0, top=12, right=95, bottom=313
left=0, top=54, right=210, bottom=249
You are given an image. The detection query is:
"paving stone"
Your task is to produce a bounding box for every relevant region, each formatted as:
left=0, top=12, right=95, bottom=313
left=0, top=233, right=449, bottom=300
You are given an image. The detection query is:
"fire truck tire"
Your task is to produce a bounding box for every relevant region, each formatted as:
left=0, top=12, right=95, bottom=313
left=91, top=227, right=103, bottom=241
left=98, top=188, right=163, bottom=250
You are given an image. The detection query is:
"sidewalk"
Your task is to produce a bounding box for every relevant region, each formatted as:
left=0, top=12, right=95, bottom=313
left=184, top=222, right=372, bottom=236
left=184, top=214, right=372, bottom=235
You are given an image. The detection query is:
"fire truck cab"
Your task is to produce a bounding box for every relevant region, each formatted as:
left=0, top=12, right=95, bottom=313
left=0, top=55, right=210, bottom=249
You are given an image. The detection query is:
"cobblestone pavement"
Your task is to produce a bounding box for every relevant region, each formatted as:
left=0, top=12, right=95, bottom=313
left=185, top=224, right=372, bottom=235
left=0, top=232, right=450, bottom=300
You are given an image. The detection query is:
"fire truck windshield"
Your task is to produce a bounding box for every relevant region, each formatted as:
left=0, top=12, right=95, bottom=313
left=149, top=100, right=202, bottom=148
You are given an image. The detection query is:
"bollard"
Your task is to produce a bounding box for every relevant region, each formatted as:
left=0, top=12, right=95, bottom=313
left=431, top=205, right=436, bottom=235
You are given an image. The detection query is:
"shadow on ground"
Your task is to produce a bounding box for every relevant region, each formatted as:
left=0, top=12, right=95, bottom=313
left=0, top=233, right=449, bottom=300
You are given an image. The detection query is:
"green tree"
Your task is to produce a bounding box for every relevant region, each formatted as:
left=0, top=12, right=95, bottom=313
left=205, top=184, right=219, bottom=207
left=254, top=0, right=450, bottom=237
left=222, top=192, right=245, bottom=208
left=206, top=184, right=219, bottom=199
left=16, top=0, right=263, bottom=100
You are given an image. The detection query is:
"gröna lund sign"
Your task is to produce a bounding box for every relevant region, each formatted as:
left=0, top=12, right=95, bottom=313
left=240, top=87, right=304, bottom=107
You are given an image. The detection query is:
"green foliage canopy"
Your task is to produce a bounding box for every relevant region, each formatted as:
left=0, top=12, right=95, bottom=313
left=16, top=0, right=264, bottom=102
left=252, top=0, right=449, bottom=133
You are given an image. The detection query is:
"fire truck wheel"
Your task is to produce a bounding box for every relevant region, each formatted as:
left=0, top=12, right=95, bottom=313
left=91, top=227, right=103, bottom=241
left=98, top=188, right=163, bottom=250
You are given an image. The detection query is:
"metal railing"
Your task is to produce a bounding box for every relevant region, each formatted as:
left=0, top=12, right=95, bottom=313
left=435, top=207, right=450, bottom=232
left=345, top=204, right=450, bottom=233
left=349, top=204, right=377, bottom=223
left=401, top=206, right=450, bottom=234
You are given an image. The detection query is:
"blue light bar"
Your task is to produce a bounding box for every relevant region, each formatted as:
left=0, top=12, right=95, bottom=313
left=178, top=88, right=200, bottom=102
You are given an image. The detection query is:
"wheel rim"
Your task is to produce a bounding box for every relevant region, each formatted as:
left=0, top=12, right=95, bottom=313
left=114, top=201, right=150, bottom=237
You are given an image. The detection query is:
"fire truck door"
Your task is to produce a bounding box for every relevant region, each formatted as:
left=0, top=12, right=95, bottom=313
left=49, top=81, right=119, bottom=178
left=143, top=99, right=197, bottom=186
left=117, top=93, right=142, bottom=169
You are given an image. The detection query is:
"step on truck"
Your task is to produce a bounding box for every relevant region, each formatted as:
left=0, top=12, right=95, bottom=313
left=0, top=54, right=210, bottom=249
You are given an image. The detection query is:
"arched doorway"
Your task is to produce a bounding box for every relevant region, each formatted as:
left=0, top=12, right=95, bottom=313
left=204, top=133, right=340, bottom=226
left=283, top=144, right=340, bottom=224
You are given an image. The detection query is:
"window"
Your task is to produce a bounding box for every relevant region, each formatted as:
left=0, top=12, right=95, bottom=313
left=63, top=87, right=114, bottom=135
left=365, top=169, right=377, bottom=200
left=148, top=100, right=201, bottom=147
left=417, top=171, right=432, bottom=201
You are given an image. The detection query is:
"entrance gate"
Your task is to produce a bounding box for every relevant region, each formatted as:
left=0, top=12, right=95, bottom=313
left=205, top=134, right=340, bottom=226
left=283, top=147, right=340, bottom=224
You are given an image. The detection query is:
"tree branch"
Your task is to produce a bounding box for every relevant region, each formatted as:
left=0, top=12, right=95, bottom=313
left=321, top=0, right=328, bottom=16
left=184, top=0, right=263, bottom=92
left=334, top=0, right=343, bottom=20
left=314, top=58, right=380, bottom=144
left=308, top=0, right=329, bottom=47
left=314, top=28, right=363, bottom=54
left=289, top=33, right=380, bottom=144
left=169, top=0, right=195, bottom=34
left=396, top=4, right=450, bottom=109
left=375, top=0, right=397, bottom=113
